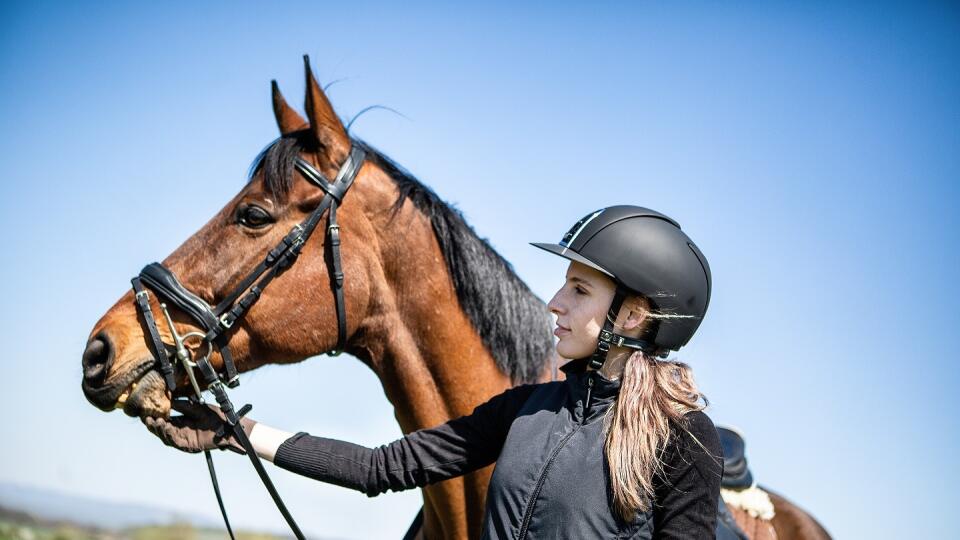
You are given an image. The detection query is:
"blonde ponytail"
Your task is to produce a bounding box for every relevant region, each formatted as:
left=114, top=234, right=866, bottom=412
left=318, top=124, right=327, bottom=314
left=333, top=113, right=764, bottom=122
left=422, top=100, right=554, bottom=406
left=603, top=351, right=706, bottom=521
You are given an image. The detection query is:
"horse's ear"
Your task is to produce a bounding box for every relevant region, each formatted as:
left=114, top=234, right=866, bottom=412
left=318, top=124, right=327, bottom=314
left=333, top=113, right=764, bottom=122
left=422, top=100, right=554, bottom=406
left=303, top=55, right=349, bottom=165
left=272, top=80, right=308, bottom=135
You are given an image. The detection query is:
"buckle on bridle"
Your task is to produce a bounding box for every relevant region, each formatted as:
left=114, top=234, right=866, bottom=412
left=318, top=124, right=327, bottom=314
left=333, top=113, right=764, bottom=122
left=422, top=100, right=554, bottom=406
left=219, top=313, right=235, bottom=329
left=134, top=289, right=152, bottom=311
left=291, top=223, right=306, bottom=244
left=327, top=224, right=340, bottom=245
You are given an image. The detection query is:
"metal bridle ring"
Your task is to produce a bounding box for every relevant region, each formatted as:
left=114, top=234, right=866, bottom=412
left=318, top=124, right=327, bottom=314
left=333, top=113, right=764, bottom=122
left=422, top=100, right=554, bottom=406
left=180, top=331, right=212, bottom=365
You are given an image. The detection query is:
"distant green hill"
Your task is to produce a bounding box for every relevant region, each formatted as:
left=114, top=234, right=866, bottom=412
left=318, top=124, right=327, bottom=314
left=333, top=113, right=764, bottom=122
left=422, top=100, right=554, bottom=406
left=0, top=482, right=215, bottom=531
left=1, top=516, right=290, bottom=540
left=0, top=482, right=305, bottom=540
left=0, top=483, right=340, bottom=539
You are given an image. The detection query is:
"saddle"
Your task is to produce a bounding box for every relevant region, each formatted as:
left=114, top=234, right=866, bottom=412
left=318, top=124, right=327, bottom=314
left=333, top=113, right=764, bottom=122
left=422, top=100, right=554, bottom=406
left=716, top=426, right=779, bottom=540
left=719, top=426, right=753, bottom=489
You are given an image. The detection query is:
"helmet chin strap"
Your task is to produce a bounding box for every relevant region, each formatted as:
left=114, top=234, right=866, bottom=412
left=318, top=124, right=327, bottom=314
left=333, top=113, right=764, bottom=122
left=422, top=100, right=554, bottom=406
left=588, top=286, right=659, bottom=370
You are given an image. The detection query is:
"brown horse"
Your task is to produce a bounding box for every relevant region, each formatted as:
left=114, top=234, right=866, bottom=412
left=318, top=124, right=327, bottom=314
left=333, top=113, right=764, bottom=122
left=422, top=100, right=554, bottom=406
left=81, top=58, right=829, bottom=540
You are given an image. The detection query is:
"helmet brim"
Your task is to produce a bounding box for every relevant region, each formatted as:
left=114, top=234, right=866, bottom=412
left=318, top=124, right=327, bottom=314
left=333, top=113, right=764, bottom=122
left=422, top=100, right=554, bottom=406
left=529, top=242, right=616, bottom=278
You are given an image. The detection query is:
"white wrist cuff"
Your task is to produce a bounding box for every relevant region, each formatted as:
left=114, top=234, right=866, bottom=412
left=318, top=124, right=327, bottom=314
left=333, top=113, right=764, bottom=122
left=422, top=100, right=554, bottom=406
left=248, top=423, right=295, bottom=462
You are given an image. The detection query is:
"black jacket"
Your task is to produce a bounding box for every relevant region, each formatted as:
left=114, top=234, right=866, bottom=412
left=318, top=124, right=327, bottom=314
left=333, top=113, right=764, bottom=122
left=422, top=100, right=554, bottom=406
left=274, top=358, right=723, bottom=539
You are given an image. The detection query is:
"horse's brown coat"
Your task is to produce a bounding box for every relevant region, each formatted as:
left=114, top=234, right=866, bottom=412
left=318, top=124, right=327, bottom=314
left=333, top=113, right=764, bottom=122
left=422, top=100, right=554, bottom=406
left=87, top=58, right=524, bottom=540
left=84, top=58, right=829, bottom=540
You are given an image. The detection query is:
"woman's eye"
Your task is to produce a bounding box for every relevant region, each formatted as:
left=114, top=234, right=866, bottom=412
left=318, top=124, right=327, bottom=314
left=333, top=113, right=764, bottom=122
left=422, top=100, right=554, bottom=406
left=237, top=205, right=273, bottom=229
left=575, top=286, right=588, bottom=295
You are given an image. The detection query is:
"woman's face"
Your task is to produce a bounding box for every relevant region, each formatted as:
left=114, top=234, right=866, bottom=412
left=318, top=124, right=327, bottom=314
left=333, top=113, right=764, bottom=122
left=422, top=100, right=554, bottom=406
left=547, top=261, right=618, bottom=359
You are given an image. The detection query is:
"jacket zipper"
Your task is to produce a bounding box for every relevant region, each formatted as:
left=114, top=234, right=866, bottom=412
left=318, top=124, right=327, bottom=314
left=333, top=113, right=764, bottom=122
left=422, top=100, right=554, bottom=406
left=516, top=373, right=595, bottom=540
left=584, top=374, right=594, bottom=416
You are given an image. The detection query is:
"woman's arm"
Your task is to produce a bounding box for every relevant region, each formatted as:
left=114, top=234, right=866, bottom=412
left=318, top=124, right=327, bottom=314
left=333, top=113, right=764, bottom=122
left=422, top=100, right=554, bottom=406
left=271, top=384, right=539, bottom=496
left=652, top=410, right=724, bottom=540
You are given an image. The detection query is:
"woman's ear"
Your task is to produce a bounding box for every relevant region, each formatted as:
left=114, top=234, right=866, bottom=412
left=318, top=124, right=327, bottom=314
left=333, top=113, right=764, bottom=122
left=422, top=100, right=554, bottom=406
left=620, top=297, right=649, bottom=333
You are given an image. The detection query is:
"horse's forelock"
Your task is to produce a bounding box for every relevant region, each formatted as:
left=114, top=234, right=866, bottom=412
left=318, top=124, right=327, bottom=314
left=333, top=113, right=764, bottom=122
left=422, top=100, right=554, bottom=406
left=247, top=130, right=317, bottom=202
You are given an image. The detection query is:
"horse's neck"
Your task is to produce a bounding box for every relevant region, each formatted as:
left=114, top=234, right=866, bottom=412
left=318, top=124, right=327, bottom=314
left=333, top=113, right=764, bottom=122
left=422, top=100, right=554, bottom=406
left=351, top=209, right=511, bottom=433
left=344, top=197, right=520, bottom=540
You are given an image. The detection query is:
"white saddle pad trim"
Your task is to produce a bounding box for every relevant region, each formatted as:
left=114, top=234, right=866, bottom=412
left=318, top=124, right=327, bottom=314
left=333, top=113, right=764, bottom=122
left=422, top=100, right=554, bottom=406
left=721, top=486, right=776, bottom=520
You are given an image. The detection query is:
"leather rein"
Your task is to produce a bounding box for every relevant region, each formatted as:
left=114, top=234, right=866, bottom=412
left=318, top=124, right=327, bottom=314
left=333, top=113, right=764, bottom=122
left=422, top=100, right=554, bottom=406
left=130, top=145, right=366, bottom=540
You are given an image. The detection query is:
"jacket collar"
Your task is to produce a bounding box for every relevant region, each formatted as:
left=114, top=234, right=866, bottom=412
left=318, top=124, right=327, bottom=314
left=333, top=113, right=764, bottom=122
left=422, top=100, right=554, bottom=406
left=560, top=358, right=622, bottom=420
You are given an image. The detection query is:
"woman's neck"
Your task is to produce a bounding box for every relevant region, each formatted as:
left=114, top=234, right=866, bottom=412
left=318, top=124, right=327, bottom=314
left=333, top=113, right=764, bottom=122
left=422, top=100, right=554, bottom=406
left=591, top=346, right=633, bottom=380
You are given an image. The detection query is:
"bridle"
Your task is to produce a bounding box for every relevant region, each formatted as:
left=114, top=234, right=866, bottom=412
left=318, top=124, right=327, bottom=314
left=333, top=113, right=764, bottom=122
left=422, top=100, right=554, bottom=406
left=130, top=144, right=366, bottom=540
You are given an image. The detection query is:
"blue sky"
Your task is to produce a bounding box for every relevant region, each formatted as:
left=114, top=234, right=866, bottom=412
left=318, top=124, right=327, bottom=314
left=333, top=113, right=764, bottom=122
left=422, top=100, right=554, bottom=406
left=1, top=2, right=957, bottom=538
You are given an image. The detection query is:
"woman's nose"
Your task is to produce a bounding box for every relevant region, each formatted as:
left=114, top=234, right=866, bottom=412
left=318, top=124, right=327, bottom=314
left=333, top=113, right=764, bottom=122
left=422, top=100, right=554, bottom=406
left=547, top=291, right=564, bottom=315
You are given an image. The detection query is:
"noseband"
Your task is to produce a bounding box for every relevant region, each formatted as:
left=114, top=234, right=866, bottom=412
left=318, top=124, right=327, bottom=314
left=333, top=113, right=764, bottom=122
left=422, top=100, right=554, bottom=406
left=130, top=145, right=366, bottom=540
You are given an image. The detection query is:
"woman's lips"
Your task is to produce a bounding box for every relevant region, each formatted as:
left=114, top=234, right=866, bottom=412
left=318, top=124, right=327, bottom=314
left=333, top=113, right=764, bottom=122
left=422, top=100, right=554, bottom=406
left=554, top=325, right=571, bottom=338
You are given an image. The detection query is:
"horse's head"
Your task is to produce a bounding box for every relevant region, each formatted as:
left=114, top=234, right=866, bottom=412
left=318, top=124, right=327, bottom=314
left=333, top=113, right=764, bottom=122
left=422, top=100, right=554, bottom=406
left=81, top=58, right=397, bottom=419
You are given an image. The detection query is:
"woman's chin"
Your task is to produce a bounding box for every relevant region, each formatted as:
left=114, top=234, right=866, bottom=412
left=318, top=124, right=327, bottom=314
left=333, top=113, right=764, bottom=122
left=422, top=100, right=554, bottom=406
left=555, top=341, right=590, bottom=360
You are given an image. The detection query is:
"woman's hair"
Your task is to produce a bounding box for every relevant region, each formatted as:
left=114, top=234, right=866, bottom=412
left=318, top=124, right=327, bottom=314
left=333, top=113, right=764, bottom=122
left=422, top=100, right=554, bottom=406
left=603, top=301, right=708, bottom=521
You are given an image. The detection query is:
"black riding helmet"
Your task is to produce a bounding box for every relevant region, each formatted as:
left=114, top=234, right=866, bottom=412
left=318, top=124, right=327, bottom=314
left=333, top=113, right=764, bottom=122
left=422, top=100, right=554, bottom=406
left=532, top=205, right=711, bottom=369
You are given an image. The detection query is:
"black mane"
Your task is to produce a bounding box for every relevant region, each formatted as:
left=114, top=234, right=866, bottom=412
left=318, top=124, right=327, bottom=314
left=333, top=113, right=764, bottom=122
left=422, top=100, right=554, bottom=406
left=250, top=132, right=554, bottom=384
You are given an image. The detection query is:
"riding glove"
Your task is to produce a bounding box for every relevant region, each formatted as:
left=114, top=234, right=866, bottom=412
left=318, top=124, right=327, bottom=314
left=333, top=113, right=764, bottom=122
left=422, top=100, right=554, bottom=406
left=142, top=400, right=256, bottom=454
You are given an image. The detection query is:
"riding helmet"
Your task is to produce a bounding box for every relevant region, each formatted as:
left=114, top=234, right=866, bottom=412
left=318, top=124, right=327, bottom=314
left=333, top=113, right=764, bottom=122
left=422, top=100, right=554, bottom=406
left=532, top=205, right=711, bottom=364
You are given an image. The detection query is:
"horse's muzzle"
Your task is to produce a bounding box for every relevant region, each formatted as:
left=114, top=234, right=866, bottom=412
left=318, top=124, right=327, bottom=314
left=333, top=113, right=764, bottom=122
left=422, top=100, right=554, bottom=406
left=82, top=332, right=113, bottom=389
left=81, top=333, right=155, bottom=412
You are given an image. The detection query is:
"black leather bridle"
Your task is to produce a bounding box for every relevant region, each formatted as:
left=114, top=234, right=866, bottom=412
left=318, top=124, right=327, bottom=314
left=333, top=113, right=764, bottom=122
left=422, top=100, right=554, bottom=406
left=130, top=145, right=366, bottom=540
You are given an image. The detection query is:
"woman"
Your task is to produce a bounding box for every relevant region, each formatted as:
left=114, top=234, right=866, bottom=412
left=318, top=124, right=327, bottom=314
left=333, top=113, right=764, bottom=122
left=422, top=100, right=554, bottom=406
left=144, top=205, right=723, bottom=539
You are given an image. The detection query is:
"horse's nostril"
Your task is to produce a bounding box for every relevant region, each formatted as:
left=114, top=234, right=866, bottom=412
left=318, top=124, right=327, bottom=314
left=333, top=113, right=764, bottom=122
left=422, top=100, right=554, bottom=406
left=82, top=333, right=114, bottom=385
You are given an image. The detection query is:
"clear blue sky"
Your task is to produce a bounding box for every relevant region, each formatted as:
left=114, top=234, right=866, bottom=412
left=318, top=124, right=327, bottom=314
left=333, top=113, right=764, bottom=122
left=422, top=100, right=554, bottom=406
left=1, top=2, right=957, bottom=538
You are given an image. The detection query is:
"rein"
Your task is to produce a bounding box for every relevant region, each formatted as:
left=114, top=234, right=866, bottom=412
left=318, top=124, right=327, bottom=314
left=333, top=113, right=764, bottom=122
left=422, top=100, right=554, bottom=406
left=130, top=145, right=366, bottom=540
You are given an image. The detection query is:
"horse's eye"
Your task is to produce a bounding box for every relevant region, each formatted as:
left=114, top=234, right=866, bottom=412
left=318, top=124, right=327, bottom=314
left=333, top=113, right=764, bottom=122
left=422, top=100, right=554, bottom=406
left=237, top=205, right=273, bottom=229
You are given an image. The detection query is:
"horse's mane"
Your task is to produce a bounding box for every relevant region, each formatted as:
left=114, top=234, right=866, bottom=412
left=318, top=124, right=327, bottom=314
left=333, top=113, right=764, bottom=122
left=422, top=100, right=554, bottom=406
left=250, top=131, right=554, bottom=384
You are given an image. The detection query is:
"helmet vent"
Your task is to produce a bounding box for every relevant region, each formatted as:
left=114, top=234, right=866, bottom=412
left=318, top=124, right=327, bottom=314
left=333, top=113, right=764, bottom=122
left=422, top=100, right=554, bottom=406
left=560, top=209, right=603, bottom=247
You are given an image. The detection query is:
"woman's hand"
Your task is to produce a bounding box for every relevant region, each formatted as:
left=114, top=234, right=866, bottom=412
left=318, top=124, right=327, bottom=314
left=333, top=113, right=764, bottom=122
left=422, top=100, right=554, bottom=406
left=142, top=400, right=256, bottom=454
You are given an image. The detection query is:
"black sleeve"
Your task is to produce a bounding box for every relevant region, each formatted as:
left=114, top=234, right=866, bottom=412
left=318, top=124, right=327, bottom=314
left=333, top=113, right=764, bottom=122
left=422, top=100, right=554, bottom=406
left=652, top=410, right=724, bottom=540
left=272, top=384, right=539, bottom=497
